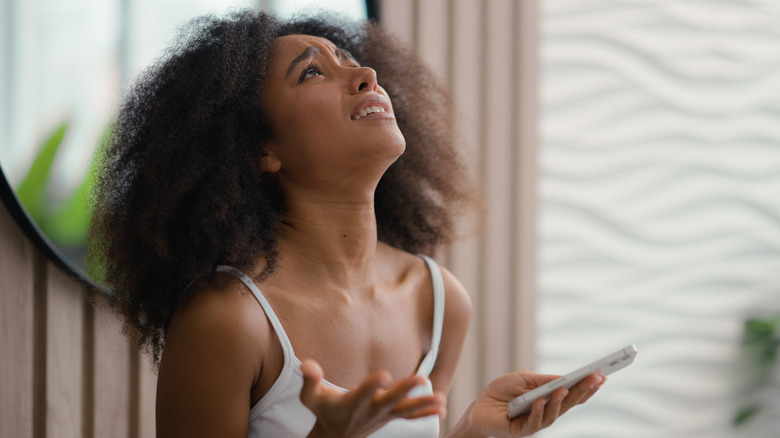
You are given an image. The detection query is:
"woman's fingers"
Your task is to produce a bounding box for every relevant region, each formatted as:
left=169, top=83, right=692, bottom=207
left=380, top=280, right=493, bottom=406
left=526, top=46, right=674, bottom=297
left=375, top=374, right=425, bottom=405
left=541, top=387, right=567, bottom=428
left=390, top=391, right=447, bottom=419
left=513, top=373, right=604, bottom=435
left=350, top=369, right=393, bottom=407
left=578, top=375, right=606, bottom=404
left=523, top=396, right=548, bottom=433
left=558, top=373, right=604, bottom=415
left=354, top=373, right=445, bottom=420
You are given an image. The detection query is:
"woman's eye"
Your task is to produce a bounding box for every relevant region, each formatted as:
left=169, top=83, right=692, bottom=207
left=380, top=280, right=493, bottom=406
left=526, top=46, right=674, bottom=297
left=299, top=64, right=323, bottom=82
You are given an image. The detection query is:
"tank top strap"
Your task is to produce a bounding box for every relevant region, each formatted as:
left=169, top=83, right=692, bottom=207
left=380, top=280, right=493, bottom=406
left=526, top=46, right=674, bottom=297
left=216, top=265, right=295, bottom=359
left=215, top=265, right=296, bottom=411
left=416, top=255, right=446, bottom=376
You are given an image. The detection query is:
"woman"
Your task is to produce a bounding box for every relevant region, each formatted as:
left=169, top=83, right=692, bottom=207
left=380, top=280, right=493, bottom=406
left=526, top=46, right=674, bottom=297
left=89, top=10, right=604, bottom=438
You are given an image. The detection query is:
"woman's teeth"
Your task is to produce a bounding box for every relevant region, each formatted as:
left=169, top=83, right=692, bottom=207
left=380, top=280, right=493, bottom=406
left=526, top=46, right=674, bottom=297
left=352, top=105, right=386, bottom=120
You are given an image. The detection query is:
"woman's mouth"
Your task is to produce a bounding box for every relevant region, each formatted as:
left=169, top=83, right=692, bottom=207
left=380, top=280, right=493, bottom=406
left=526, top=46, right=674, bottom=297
left=352, top=105, right=387, bottom=120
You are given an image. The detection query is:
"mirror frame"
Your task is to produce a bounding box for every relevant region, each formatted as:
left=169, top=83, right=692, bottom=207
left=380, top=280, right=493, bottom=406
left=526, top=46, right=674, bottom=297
left=0, top=0, right=379, bottom=289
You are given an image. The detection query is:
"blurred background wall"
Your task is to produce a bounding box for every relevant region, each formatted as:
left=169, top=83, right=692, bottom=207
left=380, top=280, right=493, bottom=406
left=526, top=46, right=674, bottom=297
left=534, top=2, right=780, bottom=437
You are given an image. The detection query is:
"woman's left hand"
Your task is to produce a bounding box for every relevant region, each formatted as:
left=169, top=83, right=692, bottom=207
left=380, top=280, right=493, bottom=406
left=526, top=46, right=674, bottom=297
left=455, top=370, right=604, bottom=438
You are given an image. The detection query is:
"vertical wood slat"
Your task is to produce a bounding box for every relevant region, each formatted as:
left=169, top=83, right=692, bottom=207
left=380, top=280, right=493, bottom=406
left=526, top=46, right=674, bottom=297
left=415, top=0, right=448, bottom=79
left=378, top=0, right=415, bottom=48
left=378, top=0, right=540, bottom=431
left=45, top=264, right=85, bottom=438
left=93, top=294, right=132, bottom=438
left=511, top=0, right=539, bottom=372
left=0, top=194, right=35, bottom=438
left=481, top=0, right=515, bottom=382
left=446, top=0, right=484, bottom=427
left=138, top=353, right=158, bottom=438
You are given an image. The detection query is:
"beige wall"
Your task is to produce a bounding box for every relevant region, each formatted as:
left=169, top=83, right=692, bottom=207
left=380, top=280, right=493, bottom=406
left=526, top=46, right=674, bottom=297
left=0, top=1, right=539, bottom=435
left=0, top=199, right=157, bottom=438
left=378, top=0, right=539, bottom=429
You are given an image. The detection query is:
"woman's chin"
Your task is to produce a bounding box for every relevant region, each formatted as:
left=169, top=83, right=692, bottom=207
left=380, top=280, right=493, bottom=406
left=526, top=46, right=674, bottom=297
left=387, top=131, right=407, bottom=157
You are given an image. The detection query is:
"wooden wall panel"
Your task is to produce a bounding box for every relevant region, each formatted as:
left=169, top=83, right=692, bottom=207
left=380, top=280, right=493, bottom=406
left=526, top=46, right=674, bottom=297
left=0, top=197, right=155, bottom=436
left=0, top=195, right=35, bottom=438
left=1, top=2, right=539, bottom=435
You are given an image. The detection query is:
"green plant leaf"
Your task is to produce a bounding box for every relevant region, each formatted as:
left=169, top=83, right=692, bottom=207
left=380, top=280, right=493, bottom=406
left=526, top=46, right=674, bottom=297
left=744, top=316, right=780, bottom=370
left=734, top=405, right=760, bottom=426
left=736, top=313, right=780, bottom=427
left=45, top=124, right=112, bottom=247
left=15, top=122, right=68, bottom=221
left=745, top=319, right=776, bottom=341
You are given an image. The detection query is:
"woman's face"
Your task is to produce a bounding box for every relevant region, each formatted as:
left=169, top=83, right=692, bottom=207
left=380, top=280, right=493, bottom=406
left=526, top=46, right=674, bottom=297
left=260, top=34, right=406, bottom=195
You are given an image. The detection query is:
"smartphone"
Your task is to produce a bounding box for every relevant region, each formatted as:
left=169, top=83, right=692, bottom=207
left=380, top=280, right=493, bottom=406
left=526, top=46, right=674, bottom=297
left=507, top=344, right=638, bottom=419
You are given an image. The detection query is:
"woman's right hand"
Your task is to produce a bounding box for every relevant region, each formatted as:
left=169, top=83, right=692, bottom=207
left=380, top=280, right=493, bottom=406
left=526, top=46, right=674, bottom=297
left=300, top=359, right=447, bottom=438
left=459, top=370, right=604, bottom=438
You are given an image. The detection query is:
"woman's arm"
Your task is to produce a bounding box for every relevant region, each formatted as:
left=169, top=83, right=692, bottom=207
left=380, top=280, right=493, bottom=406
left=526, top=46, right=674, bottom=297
left=155, top=280, right=267, bottom=438
left=426, top=266, right=473, bottom=427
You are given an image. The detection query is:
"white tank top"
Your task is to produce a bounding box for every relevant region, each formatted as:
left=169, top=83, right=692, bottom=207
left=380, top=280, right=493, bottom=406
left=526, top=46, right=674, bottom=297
left=216, top=254, right=445, bottom=438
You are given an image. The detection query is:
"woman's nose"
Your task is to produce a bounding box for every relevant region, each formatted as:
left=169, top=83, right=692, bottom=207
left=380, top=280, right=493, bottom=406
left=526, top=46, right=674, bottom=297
left=350, top=66, right=378, bottom=93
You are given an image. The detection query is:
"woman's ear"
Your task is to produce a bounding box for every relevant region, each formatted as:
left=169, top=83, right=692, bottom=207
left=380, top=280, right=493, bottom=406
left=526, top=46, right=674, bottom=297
left=252, top=147, right=282, bottom=174
left=261, top=150, right=282, bottom=173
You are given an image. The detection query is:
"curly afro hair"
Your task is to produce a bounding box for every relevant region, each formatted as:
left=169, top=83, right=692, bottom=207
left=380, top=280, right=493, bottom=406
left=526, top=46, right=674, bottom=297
left=88, top=9, right=476, bottom=364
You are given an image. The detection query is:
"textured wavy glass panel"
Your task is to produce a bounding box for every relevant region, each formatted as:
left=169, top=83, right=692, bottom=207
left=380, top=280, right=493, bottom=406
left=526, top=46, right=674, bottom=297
left=537, top=1, right=780, bottom=437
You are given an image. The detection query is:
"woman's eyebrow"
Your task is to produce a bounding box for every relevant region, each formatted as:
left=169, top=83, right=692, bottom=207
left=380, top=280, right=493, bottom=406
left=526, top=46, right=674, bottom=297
left=286, top=46, right=322, bottom=78
left=336, top=48, right=359, bottom=66
left=286, top=45, right=361, bottom=78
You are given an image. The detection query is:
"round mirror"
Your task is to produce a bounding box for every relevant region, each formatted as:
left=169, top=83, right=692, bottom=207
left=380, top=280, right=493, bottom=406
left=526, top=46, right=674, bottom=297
left=0, top=0, right=377, bottom=288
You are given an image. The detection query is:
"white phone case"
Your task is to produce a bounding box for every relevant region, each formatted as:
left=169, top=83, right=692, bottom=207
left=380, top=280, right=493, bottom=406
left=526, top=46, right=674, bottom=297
left=507, top=344, right=638, bottom=419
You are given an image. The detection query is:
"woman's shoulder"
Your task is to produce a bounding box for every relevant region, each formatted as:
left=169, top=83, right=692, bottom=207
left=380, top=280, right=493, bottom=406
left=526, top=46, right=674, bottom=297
left=163, top=270, right=272, bottom=365
left=377, top=243, right=472, bottom=318
left=156, top=270, right=275, bottom=435
left=174, top=271, right=264, bottom=326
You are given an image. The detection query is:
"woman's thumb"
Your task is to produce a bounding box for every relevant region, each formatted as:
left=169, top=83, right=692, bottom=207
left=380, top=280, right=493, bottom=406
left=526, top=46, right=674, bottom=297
left=300, top=359, right=325, bottom=408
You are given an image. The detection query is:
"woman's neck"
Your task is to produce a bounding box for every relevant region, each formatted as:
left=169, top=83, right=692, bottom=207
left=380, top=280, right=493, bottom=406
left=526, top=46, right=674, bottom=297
left=273, top=196, right=381, bottom=295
